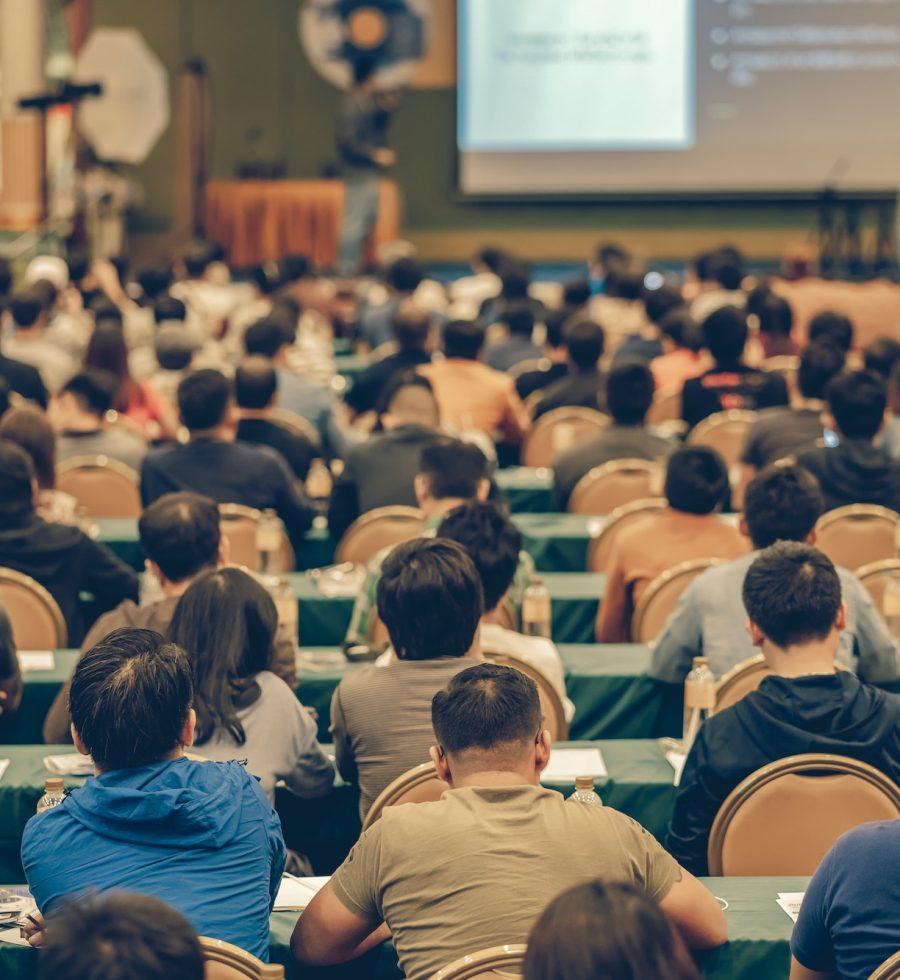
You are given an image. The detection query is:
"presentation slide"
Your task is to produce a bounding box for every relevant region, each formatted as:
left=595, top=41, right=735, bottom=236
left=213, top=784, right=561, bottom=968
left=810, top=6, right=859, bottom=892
left=458, top=0, right=900, bottom=195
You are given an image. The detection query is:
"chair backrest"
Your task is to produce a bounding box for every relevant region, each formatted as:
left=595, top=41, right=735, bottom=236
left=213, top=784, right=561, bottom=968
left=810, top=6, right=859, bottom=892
left=708, top=754, right=900, bottom=876
left=56, top=455, right=142, bottom=518
left=815, top=505, right=899, bottom=572
left=631, top=558, right=725, bottom=644
left=0, top=567, right=67, bottom=648
left=687, top=409, right=758, bottom=470
left=714, top=654, right=850, bottom=714
left=568, top=459, right=664, bottom=516
left=645, top=388, right=681, bottom=425
left=482, top=648, right=570, bottom=741
left=200, top=936, right=284, bottom=979
left=508, top=357, right=549, bottom=382
left=760, top=354, right=800, bottom=377
left=334, top=505, right=425, bottom=566
left=855, top=558, right=900, bottom=613
left=586, top=497, right=668, bottom=573
left=361, top=761, right=449, bottom=832
left=219, top=503, right=295, bottom=574
left=521, top=408, right=610, bottom=468
left=269, top=407, right=322, bottom=449
left=869, top=951, right=900, bottom=980
left=430, top=944, right=527, bottom=980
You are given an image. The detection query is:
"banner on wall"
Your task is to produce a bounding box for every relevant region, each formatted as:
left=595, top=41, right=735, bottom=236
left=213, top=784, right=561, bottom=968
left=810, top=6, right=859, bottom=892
left=299, top=0, right=432, bottom=90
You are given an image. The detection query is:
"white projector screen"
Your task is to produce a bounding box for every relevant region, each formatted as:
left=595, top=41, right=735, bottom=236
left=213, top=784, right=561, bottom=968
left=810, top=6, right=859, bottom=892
left=457, top=0, right=900, bottom=196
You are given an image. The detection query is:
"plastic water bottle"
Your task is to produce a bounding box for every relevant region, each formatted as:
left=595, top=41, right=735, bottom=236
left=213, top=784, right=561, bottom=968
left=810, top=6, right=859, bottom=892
left=883, top=572, right=900, bottom=643
left=270, top=576, right=299, bottom=652
left=36, top=778, right=66, bottom=814
left=256, top=509, right=282, bottom=576
left=522, top=576, right=552, bottom=639
left=568, top=776, right=603, bottom=807
left=683, top=656, right=716, bottom=753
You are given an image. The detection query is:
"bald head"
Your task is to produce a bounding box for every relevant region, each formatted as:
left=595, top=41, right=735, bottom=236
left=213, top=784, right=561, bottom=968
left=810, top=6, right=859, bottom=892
left=235, top=356, right=277, bottom=410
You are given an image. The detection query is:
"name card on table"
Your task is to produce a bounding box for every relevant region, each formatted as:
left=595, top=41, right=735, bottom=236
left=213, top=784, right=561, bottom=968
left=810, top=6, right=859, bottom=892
left=777, top=893, right=805, bottom=923
left=541, top=748, right=607, bottom=783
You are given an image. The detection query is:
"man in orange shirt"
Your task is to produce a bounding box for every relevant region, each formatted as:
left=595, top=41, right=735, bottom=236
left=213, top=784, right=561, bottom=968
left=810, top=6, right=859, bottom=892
left=596, top=446, right=749, bottom=642
left=419, top=320, right=530, bottom=444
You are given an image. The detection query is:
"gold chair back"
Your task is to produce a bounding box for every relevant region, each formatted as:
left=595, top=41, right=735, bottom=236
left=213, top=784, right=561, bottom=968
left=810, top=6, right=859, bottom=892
left=645, top=388, right=681, bottom=425
left=869, top=951, right=900, bottom=980
left=0, top=567, right=67, bottom=648
left=430, top=944, right=527, bottom=980
left=815, top=505, right=899, bottom=572
left=334, top=506, right=425, bottom=566
left=269, top=407, right=322, bottom=448
left=568, top=459, right=663, bottom=516
left=362, top=761, right=448, bottom=832
left=586, top=498, right=668, bottom=574
left=200, top=936, right=284, bottom=979
left=219, top=504, right=294, bottom=573
left=521, top=408, right=610, bottom=468
left=631, top=558, right=725, bottom=644
left=687, top=409, right=758, bottom=470
left=56, top=455, right=142, bottom=518
left=856, top=558, right=900, bottom=613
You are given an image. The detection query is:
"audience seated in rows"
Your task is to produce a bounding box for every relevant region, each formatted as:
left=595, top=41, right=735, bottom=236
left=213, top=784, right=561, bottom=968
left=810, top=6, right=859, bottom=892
left=4, top=290, right=77, bottom=395
left=478, top=260, right=546, bottom=328
left=612, top=284, right=684, bottom=367
left=514, top=308, right=570, bottom=400
left=596, top=446, right=749, bottom=642
left=22, top=628, right=286, bottom=960
left=666, top=542, right=900, bottom=875
left=652, top=465, right=899, bottom=686
left=296, top=663, right=727, bottom=976
left=533, top=318, right=606, bottom=418
left=756, top=293, right=800, bottom=359
left=809, top=310, right=854, bottom=354
left=650, top=309, right=704, bottom=392
left=358, top=256, right=424, bottom=350
left=688, top=247, right=747, bottom=323
left=485, top=302, right=541, bottom=373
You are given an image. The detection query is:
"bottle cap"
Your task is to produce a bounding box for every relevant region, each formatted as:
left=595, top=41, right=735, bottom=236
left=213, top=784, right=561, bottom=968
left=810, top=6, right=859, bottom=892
left=575, top=775, right=594, bottom=791
left=692, top=656, right=710, bottom=668
left=44, top=778, right=64, bottom=794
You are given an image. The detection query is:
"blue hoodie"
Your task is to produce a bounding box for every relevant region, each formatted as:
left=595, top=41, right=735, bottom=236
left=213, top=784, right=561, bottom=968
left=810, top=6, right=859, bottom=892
left=21, top=757, right=286, bottom=960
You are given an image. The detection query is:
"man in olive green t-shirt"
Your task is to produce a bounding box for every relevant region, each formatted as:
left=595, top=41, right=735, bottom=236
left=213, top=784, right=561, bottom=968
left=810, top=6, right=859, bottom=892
left=293, top=664, right=727, bottom=979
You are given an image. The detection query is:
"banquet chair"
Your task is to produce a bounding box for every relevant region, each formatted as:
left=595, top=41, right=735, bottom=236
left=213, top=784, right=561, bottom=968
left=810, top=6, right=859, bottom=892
left=568, top=459, right=664, bottom=515
left=714, top=655, right=848, bottom=714
left=586, top=497, right=668, bottom=574
left=0, top=568, right=67, bottom=648
left=631, top=558, right=725, bottom=644
left=645, top=388, right=681, bottom=426
left=56, top=455, right=142, bottom=518
left=334, top=505, right=425, bottom=566
left=687, top=410, right=758, bottom=471
left=362, top=761, right=449, bottom=832
left=482, top=649, right=569, bottom=741
left=521, top=408, right=610, bottom=468
left=199, top=936, right=284, bottom=979
left=219, top=503, right=294, bottom=573
left=707, top=754, right=900, bottom=876
left=269, top=407, right=322, bottom=448
left=855, top=558, right=900, bottom=612
left=430, top=944, right=527, bottom=980
left=869, top=951, right=900, bottom=980
left=815, top=504, right=899, bottom=572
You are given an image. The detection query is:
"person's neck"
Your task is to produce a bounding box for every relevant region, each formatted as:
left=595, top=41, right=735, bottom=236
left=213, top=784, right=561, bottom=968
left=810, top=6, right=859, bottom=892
left=161, top=574, right=207, bottom=599
left=238, top=408, right=271, bottom=421
left=763, top=641, right=839, bottom=678
left=95, top=746, right=184, bottom=776
left=791, top=396, right=825, bottom=412
left=422, top=497, right=465, bottom=518
left=449, top=769, right=538, bottom=790
left=189, top=425, right=233, bottom=443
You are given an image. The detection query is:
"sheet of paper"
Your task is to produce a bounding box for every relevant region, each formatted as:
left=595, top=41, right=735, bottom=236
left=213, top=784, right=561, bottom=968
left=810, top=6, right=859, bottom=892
left=0, top=927, right=30, bottom=947
left=541, top=748, right=607, bottom=782
left=274, top=875, right=331, bottom=911
left=776, top=892, right=805, bottom=923
left=18, top=651, right=55, bottom=671
left=0, top=760, right=9, bottom=784
left=43, top=754, right=93, bottom=776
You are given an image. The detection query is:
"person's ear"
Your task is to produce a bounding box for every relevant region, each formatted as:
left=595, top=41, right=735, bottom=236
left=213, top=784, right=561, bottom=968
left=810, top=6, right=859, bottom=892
left=413, top=473, right=428, bottom=506
left=835, top=601, right=847, bottom=632
left=738, top=516, right=749, bottom=539
left=71, top=725, right=90, bottom=758
left=475, top=478, right=491, bottom=502
left=182, top=707, right=196, bottom=749
left=430, top=745, right=451, bottom=784
left=534, top=730, right=551, bottom=775
left=146, top=559, right=166, bottom=589
left=805, top=528, right=818, bottom=546
left=746, top=619, right=765, bottom=648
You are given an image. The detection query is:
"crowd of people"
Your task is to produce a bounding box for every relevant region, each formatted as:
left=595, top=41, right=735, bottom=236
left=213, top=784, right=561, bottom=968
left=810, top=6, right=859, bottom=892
left=0, top=238, right=898, bottom=980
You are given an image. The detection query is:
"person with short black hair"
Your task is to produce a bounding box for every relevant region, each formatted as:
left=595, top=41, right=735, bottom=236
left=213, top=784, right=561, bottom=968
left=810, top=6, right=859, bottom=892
left=667, top=542, right=900, bottom=876
left=809, top=310, right=854, bottom=353
left=3, top=289, right=76, bottom=394
left=756, top=294, right=799, bottom=359
left=514, top=308, right=571, bottom=400
left=796, top=370, right=900, bottom=511
left=689, top=247, right=747, bottom=323
left=22, top=628, right=286, bottom=959
left=596, top=446, right=749, bottom=642
left=651, top=464, right=898, bottom=686
left=554, top=361, right=672, bottom=508
left=651, top=309, right=704, bottom=392
left=357, top=257, right=424, bottom=349
left=0, top=294, right=48, bottom=407
left=533, top=318, right=607, bottom=418
left=296, top=662, right=727, bottom=977
left=485, top=302, right=541, bottom=372
left=612, top=284, right=685, bottom=368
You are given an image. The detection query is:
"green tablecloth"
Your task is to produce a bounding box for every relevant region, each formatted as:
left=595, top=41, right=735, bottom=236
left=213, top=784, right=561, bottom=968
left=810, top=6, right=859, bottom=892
left=496, top=467, right=554, bottom=513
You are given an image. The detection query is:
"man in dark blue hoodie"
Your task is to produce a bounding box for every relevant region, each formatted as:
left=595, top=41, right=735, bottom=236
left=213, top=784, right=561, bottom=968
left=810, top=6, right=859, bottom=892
left=21, top=628, right=286, bottom=960
left=667, top=541, right=900, bottom=875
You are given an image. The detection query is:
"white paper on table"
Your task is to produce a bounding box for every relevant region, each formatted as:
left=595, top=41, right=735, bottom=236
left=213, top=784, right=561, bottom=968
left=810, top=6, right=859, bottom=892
left=43, top=754, right=94, bottom=776
left=541, top=748, right=607, bottom=783
left=0, top=927, right=30, bottom=947
left=664, top=749, right=687, bottom=786
left=18, top=651, right=55, bottom=671
left=0, top=760, right=9, bottom=784
left=274, top=875, right=331, bottom=911
left=776, top=892, right=805, bottom=923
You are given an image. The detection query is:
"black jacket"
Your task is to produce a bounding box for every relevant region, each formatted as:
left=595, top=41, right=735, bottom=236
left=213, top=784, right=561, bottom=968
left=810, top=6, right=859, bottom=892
left=0, top=353, right=47, bottom=409
left=681, top=365, right=789, bottom=430
left=533, top=369, right=606, bottom=419
left=796, top=439, right=900, bottom=512
left=344, top=349, right=431, bottom=417
left=236, top=418, right=316, bottom=481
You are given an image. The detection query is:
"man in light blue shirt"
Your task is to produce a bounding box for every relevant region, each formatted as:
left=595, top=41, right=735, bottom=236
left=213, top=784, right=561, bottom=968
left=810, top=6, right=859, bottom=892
left=650, top=464, right=899, bottom=686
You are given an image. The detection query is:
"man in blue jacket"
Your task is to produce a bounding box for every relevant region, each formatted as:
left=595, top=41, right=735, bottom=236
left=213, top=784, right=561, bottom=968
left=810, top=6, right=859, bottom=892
left=22, top=628, right=286, bottom=960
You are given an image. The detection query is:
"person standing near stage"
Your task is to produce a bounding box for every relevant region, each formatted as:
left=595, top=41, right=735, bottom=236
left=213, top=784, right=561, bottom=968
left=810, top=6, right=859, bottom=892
left=336, top=56, right=396, bottom=276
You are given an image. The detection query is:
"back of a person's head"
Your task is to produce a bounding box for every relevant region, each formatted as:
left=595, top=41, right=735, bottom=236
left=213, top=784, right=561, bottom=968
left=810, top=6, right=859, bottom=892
left=377, top=537, right=484, bottom=660
left=743, top=465, right=824, bottom=549
left=251, top=260, right=282, bottom=296
left=797, top=340, right=845, bottom=400
left=138, top=492, right=220, bottom=584
left=565, top=319, right=605, bottom=372
left=606, top=361, right=655, bottom=426
left=61, top=369, right=118, bottom=418
left=418, top=436, right=489, bottom=501
left=595, top=242, right=630, bottom=273
left=664, top=446, right=729, bottom=515
left=235, top=355, right=278, bottom=410
left=499, top=262, right=531, bottom=301
left=0, top=406, right=56, bottom=490
left=710, top=254, right=744, bottom=292
left=137, top=265, right=173, bottom=301
left=523, top=880, right=700, bottom=980
left=39, top=892, right=204, bottom=980
left=826, top=369, right=886, bottom=440
left=244, top=317, right=289, bottom=358
left=543, top=309, right=570, bottom=350
left=154, top=294, right=187, bottom=325
left=432, top=662, right=541, bottom=760
left=742, top=541, right=841, bottom=650
left=504, top=301, right=535, bottom=339
left=379, top=371, right=440, bottom=428
left=179, top=239, right=215, bottom=278
left=659, top=309, right=701, bottom=353
left=693, top=250, right=716, bottom=283
left=278, top=253, right=312, bottom=283
left=701, top=306, right=748, bottom=366
left=177, top=369, right=232, bottom=431
left=644, top=284, right=684, bottom=325
left=9, top=291, right=42, bottom=329
left=386, top=256, right=423, bottom=293
left=475, top=246, right=506, bottom=274
left=0, top=257, right=12, bottom=297
left=757, top=295, right=794, bottom=337
left=809, top=311, right=854, bottom=353
left=392, top=302, right=431, bottom=350
left=70, top=628, right=193, bottom=769
left=437, top=502, right=521, bottom=613
left=0, top=440, right=35, bottom=521
left=604, top=268, right=644, bottom=301
left=562, top=279, right=591, bottom=309
left=746, top=282, right=772, bottom=319
left=443, top=319, right=486, bottom=360
left=864, top=336, right=900, bottom=380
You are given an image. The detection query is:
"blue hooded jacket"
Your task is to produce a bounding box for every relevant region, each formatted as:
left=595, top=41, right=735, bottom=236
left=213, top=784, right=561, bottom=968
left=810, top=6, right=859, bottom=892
left=22, top=757, right=286, bottom=960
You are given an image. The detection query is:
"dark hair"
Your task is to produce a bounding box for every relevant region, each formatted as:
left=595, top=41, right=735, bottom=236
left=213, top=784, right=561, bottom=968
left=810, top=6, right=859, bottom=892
left=797, top=341, right=845, bottom=400
left=138, top=492, right=220, bottom=583
left=40, top=892, right=204, bottom=980
left=0, top=440, right=35, bottom=520
left=595, top=242, right=630, bottom=272
left=743, top=465, right=824, bottom=549
left=386, top=257, right=423, bottom=293
left=565, top=319, right=605, bottom=371
left=9, top=291, right=43, bottom=328
left=376, top=369, right=437, bottom=419
left=392, top=304, right=431, bottom=350
left=826, top=370, right=886, bottom=440
left=353, top=54, right=378, bottom=85
left=244, top=317, right=289, bottom=358
left=85, top=320, right=141, bottom=415
left=60, top=369, right=118, bottom=417
left=437, top=502, right=520, bottom=613
left=504, top=301, right=535, bottom=339
left=419, top=436, right=488, bottom=500
left=746, top=282, right=773, bottom=319
left=177, top=369, right=232, bottom=431
left=757, top=295, right=794, bottom=337
left=168, top=568, right=276, bottom=744
left=137, top=266, right=173, bottom=301
left=31, top=279, right=58, bottom=314
left=694, top=250, right=716, bottom=282
left=544, top=309, right=570, bottom=349
left=809, top=311, right=854, bottom=353
left=475, top=247, right=506, bottom=274
left=607, top=362, right=655, bottom=426
left=711, top=258, right=744, bottom=292
left=0, top=257, right=12, bottom=297
left=0, top=407, right=56, bottom=490
left=432, top=662, right=541, bottom=754
left=70, top=629, right=193, bottom=769
left=279, top=254, right=312, bottom=282
left=235, top=356, right=278, bottom=409
left=605, top=268, right=644, bottom=301
left=377, top=538, right=483, bottom=661
left=0, top=377, right=10, bottom=421
left=443, top=320, right=485, bottom=360
left=702, top=306, right=748, bottom=366
left=664, top=446, right=729, bottom=514
left=179, top=240, right=215, bottom=279
left=562, top=279, right=591, bottom=309
left=0, top=607, right=13, bottom=680
left=154, top=295, right=187, bottom=325
left=659, top=310, right=702, bottom=353
left=742, top=542, right=842, bottom=649
left=251, top=260, right=282, bottom=296
left=644, top=285, right=684, bottom=325
left=864, top=337, right=900, bottom=380
left=499, top=263, right=532, bottom=301
left=523, top=881, right=700, bottom=980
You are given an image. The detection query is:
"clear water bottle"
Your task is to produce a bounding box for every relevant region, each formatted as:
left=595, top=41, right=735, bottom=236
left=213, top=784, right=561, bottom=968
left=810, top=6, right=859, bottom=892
left=884, top=572, right=900, bottom=644
left=256, top=509, right=282, bottom=576
left=36, top=778, right=66, bottom=814
left=270, top=576, right=299, bottom=654
left=568, top=776, right=603, bottom=807
left=683, top=656, right=716, bottom=753
left=522, top=576, right=552, bottom=638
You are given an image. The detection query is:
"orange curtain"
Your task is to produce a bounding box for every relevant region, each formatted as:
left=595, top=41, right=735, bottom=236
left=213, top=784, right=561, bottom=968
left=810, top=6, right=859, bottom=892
left=62, top=0, right=93, bottom=54
left=174, top=61, right=212, bottom=241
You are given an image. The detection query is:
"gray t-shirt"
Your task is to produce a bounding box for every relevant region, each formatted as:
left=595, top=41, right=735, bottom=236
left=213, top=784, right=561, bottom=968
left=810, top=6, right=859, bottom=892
left=57, top=427, right=148, bottom=472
